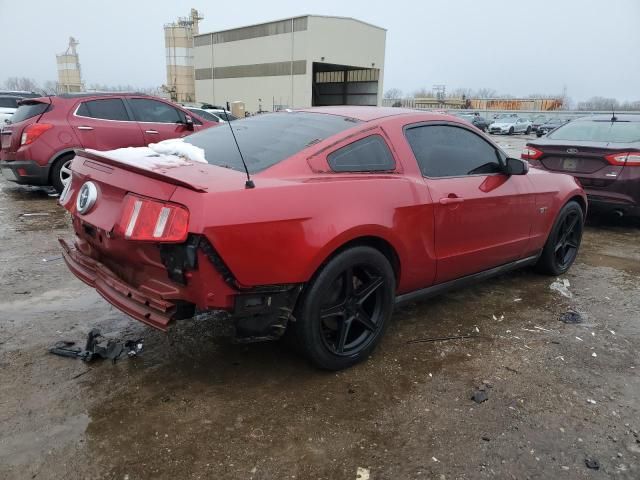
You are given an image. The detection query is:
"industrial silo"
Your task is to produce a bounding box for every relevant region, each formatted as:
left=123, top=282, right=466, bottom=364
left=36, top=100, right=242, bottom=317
left=164, top=9, right=202, bottom=102
left=56, top=37, right=83, bottom=93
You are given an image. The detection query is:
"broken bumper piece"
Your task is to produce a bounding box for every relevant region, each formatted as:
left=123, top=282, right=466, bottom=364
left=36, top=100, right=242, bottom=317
left=59, top=238, right=179, bottom=331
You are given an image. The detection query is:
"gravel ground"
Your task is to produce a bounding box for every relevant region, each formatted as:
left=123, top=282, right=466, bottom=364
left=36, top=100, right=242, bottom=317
left=1, top=133, right=639, bottom=479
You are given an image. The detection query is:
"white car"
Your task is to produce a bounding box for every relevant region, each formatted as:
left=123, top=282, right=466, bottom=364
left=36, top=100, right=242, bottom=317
left=488, top=117, right=532, bottom=135
left=185, top=107, right=238, bottom=124
left=0, top=96, right=21, bottom=124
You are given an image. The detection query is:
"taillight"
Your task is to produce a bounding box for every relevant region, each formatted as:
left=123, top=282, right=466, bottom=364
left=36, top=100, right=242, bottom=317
left=115, top=194, right=189, bottom=242
left=605, top=152, right=640, bottom=166
left=20, top=123, right=53, bottom=146
left=521, top=146, right=543, bottom=160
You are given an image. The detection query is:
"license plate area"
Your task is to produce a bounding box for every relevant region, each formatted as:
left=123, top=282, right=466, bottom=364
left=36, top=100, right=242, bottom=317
left=562, top=158, right=578, bottom=171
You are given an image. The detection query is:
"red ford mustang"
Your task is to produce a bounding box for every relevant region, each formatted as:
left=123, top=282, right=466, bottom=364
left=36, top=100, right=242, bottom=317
left=59, top=107, right=586, bottom=370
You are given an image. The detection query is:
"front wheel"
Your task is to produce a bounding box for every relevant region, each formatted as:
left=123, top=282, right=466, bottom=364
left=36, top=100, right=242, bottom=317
left=290, top=246, right=395, bottom=370
left=535, top=201, right=584, bottom=275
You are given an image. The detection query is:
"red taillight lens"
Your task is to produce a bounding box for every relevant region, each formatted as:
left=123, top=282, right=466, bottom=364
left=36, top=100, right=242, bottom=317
left=605, top=152, right=640, bottom=166
left=20, top=123, right=53, bottom=146
left=116, top=194, right=189, bottom=242
left=521, top=146, right=543, bottom=160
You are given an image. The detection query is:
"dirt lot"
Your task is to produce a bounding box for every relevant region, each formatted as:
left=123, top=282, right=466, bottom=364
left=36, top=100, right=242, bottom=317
left=1, top=134, right=639, bottom=480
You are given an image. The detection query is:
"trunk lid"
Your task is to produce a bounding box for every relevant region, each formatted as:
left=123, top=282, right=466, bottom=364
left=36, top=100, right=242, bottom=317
left=62, top=148, right=245, bottom=233
left=529, top=140, right=634, bottom=189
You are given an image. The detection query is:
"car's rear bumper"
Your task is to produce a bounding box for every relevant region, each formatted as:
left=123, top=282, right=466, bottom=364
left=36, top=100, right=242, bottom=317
left=586, top=194, right=640, bottom=216
left=0, top=159, right=50, bottom=185
left=60, top=238, right=183, bottom=331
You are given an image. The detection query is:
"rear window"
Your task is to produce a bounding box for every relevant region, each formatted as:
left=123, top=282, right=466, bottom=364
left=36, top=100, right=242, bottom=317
left=76, top=98, right=129, bottom=121
left=549, top=120, right=640, bottom=143
left=9, top=102, right=48, bottom=123
left=0, top=97, right=19, bottom=108
left=184, top=112, right=360, bottom=173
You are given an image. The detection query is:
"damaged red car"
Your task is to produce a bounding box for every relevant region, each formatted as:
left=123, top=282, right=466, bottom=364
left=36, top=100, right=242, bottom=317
left=59, top=107, right=586, bottom=370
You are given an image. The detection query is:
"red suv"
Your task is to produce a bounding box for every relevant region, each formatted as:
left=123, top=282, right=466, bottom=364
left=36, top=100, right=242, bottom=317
left=0, top=93, right=216, bottom=192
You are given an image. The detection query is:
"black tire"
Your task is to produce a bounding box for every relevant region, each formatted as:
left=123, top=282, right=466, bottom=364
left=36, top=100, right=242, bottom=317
left=508, top=127, right=514, bottom=135
left=289, top=246, right=395, bottom=370
left=525, top=126, right=532, bottom=135
left=536, top=132, right=543, bottom=138
left=50, top=154, right=74, bottom=193
left=535, top=201, right=584, bottom=275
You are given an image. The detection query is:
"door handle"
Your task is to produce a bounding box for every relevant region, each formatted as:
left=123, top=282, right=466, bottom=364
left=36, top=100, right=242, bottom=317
left=439, top=195, right=464, bottom=205
left=77, top=126, right=93, bottom=131
left=145, top=130, right=159, bottom=134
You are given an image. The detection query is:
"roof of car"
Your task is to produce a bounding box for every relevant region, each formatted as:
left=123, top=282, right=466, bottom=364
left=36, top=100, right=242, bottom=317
left=576, top=114, right=640, bottom=122
left=57, top=92, right=151, bottom=99
left=296, top=106, right=439, bottom=121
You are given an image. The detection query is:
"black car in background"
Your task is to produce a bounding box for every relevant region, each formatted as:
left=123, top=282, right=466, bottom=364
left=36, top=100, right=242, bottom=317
left=536, top=117, right=572, bottom=137
left=455, top=113, right=491, bottom=131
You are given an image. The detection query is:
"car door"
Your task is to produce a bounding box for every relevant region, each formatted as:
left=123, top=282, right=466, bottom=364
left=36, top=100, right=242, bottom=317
left=404, top=123, right=534, bottom=283
left=127, top=97, right=193, bottom=144
left=68, top=98, right=145, bottom=150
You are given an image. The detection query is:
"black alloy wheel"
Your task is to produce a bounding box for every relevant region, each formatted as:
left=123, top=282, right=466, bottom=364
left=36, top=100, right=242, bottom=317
left=536, top=201, right=584, bottom=275
left=289, top=246, right=395, bottom=370
left=554, top=209, right=581, bottom=270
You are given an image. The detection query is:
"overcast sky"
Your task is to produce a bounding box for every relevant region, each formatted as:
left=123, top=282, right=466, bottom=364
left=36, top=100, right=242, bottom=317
left=1, top=0, right=638, bottom=102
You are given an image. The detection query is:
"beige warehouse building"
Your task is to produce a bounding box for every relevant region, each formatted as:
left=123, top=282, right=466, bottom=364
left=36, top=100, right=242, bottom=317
left=193, top=15, right=386, bottom=114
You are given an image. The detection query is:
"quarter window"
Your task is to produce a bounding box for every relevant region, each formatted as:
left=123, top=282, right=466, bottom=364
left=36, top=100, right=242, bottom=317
left=130, top=98, right=182, bottom=123
left=328, top=135, right=395, bottom=172
left=76, top=99, right=129, bottom=121
left=405, top=125, right=502, bottom=177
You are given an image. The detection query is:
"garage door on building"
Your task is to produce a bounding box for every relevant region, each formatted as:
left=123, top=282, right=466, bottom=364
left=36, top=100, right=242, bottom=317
left=312, top=63, right=380, bottom=107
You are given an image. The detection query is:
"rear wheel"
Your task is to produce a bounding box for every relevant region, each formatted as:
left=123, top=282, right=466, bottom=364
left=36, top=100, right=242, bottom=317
left=535, top=201, right=584, bottom=275
left=508, top=127, right=514, bottom=135
left=525, top=126, right=532, bottom=135
left=50, top=154, right=74, bottom=193
left=289, top=246, right=395, bottom=370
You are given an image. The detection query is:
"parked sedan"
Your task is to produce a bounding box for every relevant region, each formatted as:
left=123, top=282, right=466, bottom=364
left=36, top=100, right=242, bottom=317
left=489, top=117, right=532, bottom=135
left=0, top=93, right=217, bottom=192
left=455, top=113, right=490, bottom=131
left=522, top=114, right=640, bottom=217
left=536, top=117, right=572, bottom=137
left=59, top=107, right=585, bottom=370
left=186, top=107, right=238, bottom=123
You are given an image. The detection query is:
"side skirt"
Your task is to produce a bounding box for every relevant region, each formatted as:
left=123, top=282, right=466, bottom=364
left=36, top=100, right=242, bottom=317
left=394, top=254, right=541, bottom=307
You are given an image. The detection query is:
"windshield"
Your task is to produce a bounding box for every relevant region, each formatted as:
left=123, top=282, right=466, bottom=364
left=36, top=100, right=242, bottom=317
left=548, top=120, right=640, bottom=143
left=184, top=111, right=360, bottom=173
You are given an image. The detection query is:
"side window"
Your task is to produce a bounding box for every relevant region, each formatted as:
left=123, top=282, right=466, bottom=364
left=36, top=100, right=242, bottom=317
left=328, top=135, right=395, bottom=172
left=129, top=98, right=182, bottom=123
left=405, top=125, right=502, bottom=178
left=76, top=99, right=129, bottom=121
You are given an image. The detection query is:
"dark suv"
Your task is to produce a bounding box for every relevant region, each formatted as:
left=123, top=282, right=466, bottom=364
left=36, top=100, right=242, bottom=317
left=522, top=114, right=640, bottom=217
left=0, top=93, right=215, bottom=192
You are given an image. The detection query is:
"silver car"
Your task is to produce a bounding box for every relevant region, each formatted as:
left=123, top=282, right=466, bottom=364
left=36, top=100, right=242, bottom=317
left=488, top=117, right=532, bottom=135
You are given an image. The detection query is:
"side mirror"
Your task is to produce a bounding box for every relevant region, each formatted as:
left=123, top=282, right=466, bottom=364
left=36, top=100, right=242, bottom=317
left=506, top=158, right=529, bottom=175
left=184, top=115, right=194, bottom=131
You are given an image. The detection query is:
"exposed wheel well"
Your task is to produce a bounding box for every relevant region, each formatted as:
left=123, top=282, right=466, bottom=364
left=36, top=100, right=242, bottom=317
left=568, top=195, right=587, bottom=216
left=324, top=236, right=401, bottom=284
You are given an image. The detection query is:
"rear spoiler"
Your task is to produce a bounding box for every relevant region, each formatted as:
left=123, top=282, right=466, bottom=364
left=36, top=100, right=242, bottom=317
left=75, top=149, right=209, bottom=193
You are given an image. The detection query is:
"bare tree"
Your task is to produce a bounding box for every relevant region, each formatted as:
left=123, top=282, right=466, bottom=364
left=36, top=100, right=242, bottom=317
left=41, top=80, right=58, bottom=95
left=474, top=88, right=497, bottom=99
left=413, top=87, right=431, bottom=98
left=3, top=77, right=40, bottom=91
left=384, top=88, right=403, bottom=99
left=448, top=88, right=474, bottom=99
left=577, top=96, right=619, bottom=111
